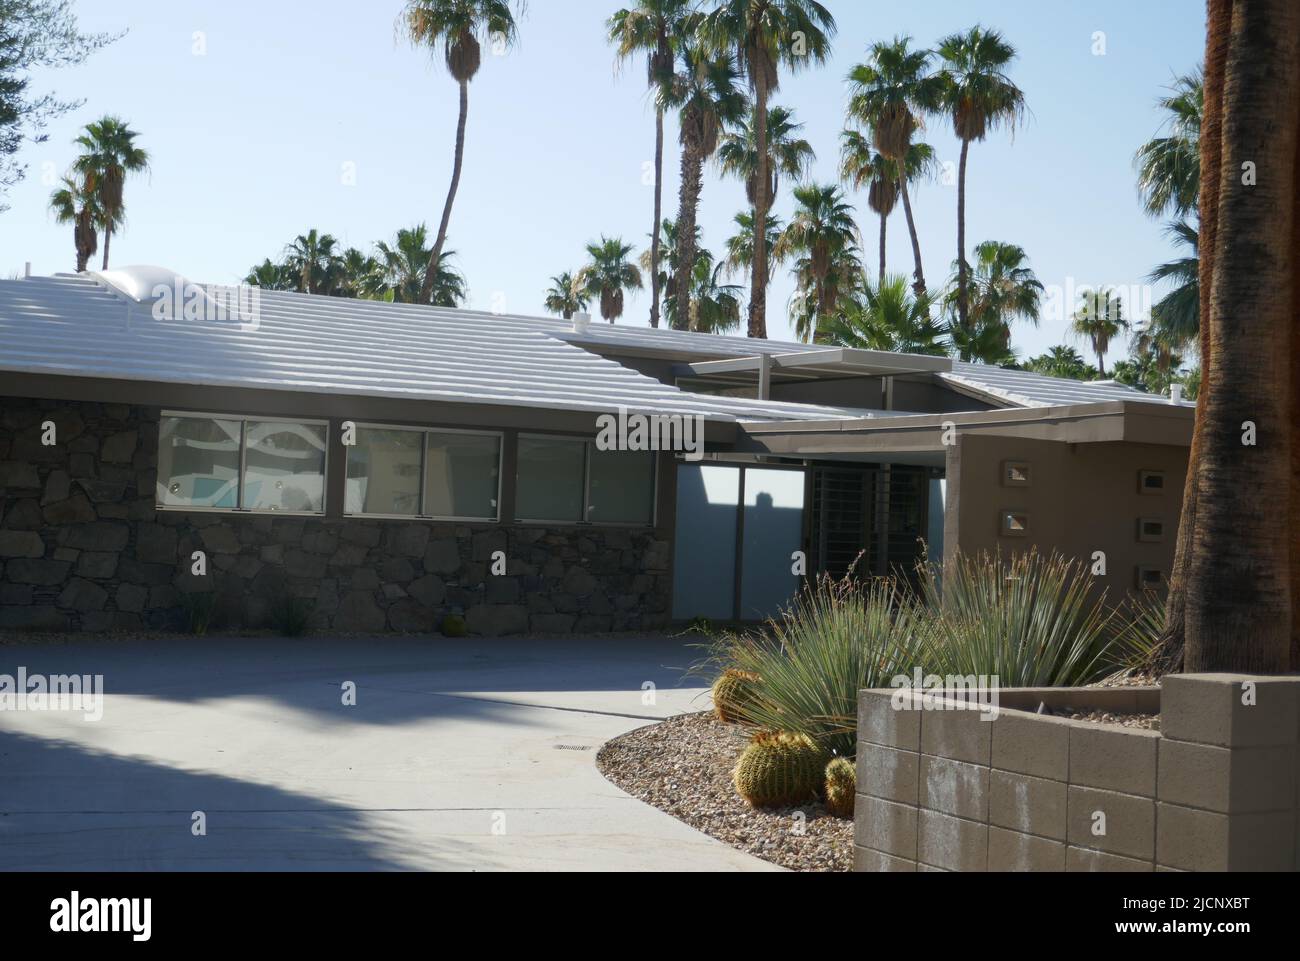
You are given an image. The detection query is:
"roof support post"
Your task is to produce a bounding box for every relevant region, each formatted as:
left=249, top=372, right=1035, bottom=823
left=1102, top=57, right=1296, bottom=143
left=757, top=353, right=772, bottom=401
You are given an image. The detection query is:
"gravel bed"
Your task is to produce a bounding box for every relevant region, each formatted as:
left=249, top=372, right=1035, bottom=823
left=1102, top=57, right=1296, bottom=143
left=1058, top=709, right=1160, bottom=730
left=598, top=712, right=852, bottom=872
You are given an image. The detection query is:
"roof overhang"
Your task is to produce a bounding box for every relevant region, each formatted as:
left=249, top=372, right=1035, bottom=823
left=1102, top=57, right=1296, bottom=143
left=675, top=347, right=952, bottom=385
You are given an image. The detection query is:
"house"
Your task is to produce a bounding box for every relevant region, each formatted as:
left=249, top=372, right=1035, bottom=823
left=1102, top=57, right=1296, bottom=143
left=0, top=267, right=1194, bottom=634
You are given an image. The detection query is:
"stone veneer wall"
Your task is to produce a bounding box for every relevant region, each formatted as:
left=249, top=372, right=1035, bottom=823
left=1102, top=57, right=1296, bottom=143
left=0, top=398, right=672, bottom=634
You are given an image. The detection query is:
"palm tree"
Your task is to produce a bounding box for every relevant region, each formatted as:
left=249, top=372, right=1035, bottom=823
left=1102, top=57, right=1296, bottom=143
left=686, top=250, right=744, bottom=333
left=1070, top=287, right=1126, bottom=377
left=845, top=36, right=944, bottom=296
left=822, top=274, right=946, bottom=356
left=71, top=116, right=148, bottom=270
left=1145, top=219, right=1200, bottom=356
left=699, top=0, right=836, bottom=339
left=284, top=230, right=345, bottom=295
left=1023, top=345, right=1096, bottom=380
left=947, top=315, right=1017, bottom=367
left=370, top=224, right=467, bottom=305
left=544, top=272, right=590, bottom=320
left=937, top=27, right=1027, bottom=343
left=338, top=247, right=383, bottom=299
left=716, top=104, right=815, bottom=210
left=579, top=236, right=643, bottom=323
left=722, top=209, right=784, bottom=281
left=608, top=0, right=692, bottom=329
left=953, top=240, right=1042, bottom=359
left=640, top=217, right=701, bottom=329
left=1135, top=68, right=1202, bottom=220
left=48, top=173, right=106, bottom=273
left=840, top=129, right=935, bottom=283
left=400, top=0, right=523, bottom=305
left=776, top=183, right=860, bottom=336
left=659, top=43, right=748, bottom=327
left=243, top=259, right=297, bottom=291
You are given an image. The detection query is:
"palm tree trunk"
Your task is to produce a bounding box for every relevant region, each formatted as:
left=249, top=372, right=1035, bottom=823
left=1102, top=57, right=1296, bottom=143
left=878, top=212, right=887, bottom=282
left=675, top=141, right=704, bottom=332
left=421, top=78, right=469, bottom=305
left=898, top=177, right=926, bottom=297
left=748, top=89, right=770, bottom=339
left=1156, top=0, right=1231, bottom=673
left=1183, top=0, right=1299, bottom=673
left=956, top=139, right=971, bottom=338
left=101, top=225, right=112, bottom=271
left=650, top=108, right=664, bottom=329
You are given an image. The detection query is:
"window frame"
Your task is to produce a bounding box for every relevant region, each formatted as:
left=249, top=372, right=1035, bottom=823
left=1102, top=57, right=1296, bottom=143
left=343, top=422, right=504, bottom=524
left=515, top=432, right=658, bottom=528
left=157, top=410, right=331, bottom=517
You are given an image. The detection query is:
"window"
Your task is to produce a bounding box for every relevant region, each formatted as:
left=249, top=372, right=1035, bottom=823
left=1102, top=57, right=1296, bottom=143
left=157, top=413, right=327, bottom=514
left=516, top=435, right=656, bottom=526
left=344, top=425, right=501, bottom=521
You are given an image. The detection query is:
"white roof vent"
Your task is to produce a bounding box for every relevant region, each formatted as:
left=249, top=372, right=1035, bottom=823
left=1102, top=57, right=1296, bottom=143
left=92, top=265, right=194, bottom=304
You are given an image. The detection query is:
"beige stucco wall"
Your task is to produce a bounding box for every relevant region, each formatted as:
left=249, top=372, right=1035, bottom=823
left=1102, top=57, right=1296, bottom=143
left=944, top=433, right=1188, bottom=601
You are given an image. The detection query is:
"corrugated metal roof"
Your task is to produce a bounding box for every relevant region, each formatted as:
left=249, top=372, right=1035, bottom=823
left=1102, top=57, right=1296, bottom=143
left=0, top=272, right=884, bottom=424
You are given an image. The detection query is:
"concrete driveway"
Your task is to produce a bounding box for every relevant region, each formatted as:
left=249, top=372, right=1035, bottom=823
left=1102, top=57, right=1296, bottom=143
left=0, top=635, right=778, bottom=871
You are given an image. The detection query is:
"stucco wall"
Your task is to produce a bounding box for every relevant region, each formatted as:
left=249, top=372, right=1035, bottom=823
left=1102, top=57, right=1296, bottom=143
left=944, top=433, right=1188, bottom=599
left=0, top=397, right=672, bottom=635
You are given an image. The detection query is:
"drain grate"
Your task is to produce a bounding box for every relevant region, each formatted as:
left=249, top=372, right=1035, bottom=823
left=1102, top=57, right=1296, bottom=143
left=554, top=744, right=593, bottom=752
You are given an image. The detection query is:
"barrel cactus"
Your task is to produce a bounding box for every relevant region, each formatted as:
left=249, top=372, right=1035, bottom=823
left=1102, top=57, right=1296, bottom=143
left=711, top=669, right=760, bottom=724
left=733, top=732, right=827, bottom=808
left=823, top=756, right=857, bottom=818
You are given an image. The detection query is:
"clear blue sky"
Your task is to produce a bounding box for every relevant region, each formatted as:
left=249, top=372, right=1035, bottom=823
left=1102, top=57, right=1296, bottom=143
left=1, top=0, right=1204, bottom=360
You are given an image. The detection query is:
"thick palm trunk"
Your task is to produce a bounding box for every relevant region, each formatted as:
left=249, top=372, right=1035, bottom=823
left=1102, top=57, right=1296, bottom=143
left=421, top=79, right=469, bottom=305
left=748, top=87, right=770, bottom=339
left=650, top=108, right=665, bottom=329
left=1157, top=0, right=1231, bottom=673
left=1183, top=0, right=1299, bottom=673
left=675, top=142, right=704, bottom=332
left=101, top=226, right=111, bottom=271
left=878, top=213, right=887, bottom=282
left=956, top=139, right=971, bottom=339
left=898, top=177, right=926, bottom=297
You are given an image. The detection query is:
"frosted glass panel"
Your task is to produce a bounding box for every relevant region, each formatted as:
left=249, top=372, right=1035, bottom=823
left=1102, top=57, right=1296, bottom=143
left=425, top=432, right=500, bottom=520
left=157, top=416, right=241, bottom=509
left=346, top=428, right=422, bottom=516
left=516, top=436, right=585, bottom=521
left=740, top=468, right=805, bottom=620
left=243, top=421, right=327, bottom=513
left=672, top=465, right=740, bottom=621
left=927, top=478, right=946, bottom=561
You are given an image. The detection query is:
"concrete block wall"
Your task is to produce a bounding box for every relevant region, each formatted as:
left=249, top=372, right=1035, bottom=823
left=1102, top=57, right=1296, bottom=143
left=854, top=675, right=1300, bottom=872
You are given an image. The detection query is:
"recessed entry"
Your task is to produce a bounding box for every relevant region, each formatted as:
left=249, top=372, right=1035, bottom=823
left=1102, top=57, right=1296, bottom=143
left=1139, top=470, right=1166, bottom=495
left=1002, top=461, right=1031, bottom=487
left=1000, top=510, right=1030, bottom=537
left=1137, top=518, right=1165, bottom=543
left=1136, top=567, right=1165, bottom=590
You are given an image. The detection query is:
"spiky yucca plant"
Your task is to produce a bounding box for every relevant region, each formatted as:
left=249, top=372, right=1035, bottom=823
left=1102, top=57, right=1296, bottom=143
left=733, top=731, right=827, bottom=808
left=823, top=756, right=856, bottom=818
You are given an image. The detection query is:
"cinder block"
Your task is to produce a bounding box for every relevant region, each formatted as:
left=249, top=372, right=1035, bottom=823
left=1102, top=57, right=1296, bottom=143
left=990, top=770, right=1067, bottom=840
left=1066, top=846, right=1153, bottom=872
left=991, top=710, right=1069, bottom=781
left=854, top=845, right=916, bottom=872
left=921, top=706, right=992, bottom=765
left=1158, top=739, right=1296, bottom=813
left=1161, top=674, right=1300, bottom=748
left=1068, top=724, right=1158, bottom=797
left=857, top=742, right=919, bottom=804
left=854, top=795, right=917, bottom=860
left=988, top=826, right=1066, bottom=872
left=918, top=808, right=987, bottom=872
left=920, top=754, right=988, bottom=821
left=1156, top=804, right=1295, bottom=872
left=1066, top=785, right=1154, bottom=861
left=859, top=689, right=920, bottom=751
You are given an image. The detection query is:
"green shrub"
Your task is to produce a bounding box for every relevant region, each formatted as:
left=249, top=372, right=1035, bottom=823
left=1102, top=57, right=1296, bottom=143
left=708, top=574, right=927, bottom=758
left=441, top=614, right=467, bottom=638
left=181, top=592, right=216, bottom=636
left=710, top=668, right=760, bottom=723
left=823, top=756, right=856, bottom=818
left=269, top=595, right=314, bottom=637
left=733, top=732, right=827, bottom=808
left=916, top=550, right=1124, bottom=688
